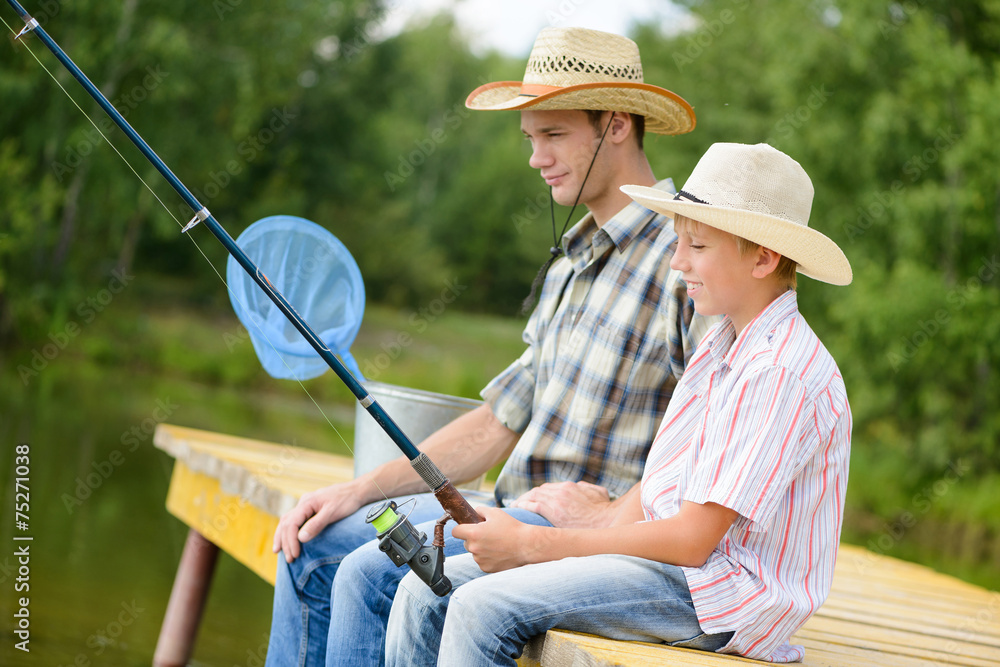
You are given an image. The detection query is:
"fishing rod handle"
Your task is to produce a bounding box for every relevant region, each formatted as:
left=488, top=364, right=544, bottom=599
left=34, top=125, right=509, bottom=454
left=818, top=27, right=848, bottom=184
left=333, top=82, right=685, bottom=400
left=410, top=453, right=482, bottom=524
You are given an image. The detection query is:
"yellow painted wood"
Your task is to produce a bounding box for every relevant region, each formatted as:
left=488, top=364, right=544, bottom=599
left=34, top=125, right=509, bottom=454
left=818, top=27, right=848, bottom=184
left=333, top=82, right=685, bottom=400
left=155, top=424, right=1000, bottom=667
left=165, top=462, right=284, bottom=584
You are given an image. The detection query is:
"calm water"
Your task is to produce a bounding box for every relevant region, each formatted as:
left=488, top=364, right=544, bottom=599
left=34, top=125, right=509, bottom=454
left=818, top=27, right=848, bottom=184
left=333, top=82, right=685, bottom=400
left=0, top=357, right=345, bottom=667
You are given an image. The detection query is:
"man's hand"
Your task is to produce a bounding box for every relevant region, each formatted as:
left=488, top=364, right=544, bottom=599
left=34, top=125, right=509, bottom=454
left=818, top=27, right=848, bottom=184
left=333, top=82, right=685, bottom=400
left=508, top=481, right=613, bottom=528
left=452, top=507, right=554, bottom=573
left=272, top=482, right=364, bottom=562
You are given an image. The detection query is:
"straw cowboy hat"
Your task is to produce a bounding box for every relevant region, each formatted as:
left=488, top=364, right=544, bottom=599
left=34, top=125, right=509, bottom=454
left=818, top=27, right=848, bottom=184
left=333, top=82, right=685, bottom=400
left=622, top=143, right=853, bottom=285
left=466, top=27, right=696, bottom=135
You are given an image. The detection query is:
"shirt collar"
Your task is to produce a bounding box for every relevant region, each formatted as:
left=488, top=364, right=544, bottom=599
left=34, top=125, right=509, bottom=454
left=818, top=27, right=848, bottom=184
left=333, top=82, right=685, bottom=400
left=707, top=290, right=799, bottom=366
left=561, top=178, right=676, bottom=271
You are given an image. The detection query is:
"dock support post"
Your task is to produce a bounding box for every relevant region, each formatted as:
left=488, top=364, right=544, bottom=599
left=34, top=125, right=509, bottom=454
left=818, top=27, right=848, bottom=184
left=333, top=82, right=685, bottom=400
left=153, top=528, right=220, bottom=667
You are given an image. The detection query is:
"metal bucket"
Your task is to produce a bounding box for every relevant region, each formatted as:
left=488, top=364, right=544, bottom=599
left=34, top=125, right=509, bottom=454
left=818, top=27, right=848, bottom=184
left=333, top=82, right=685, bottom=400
left=353, top=381, right=483, bottom=481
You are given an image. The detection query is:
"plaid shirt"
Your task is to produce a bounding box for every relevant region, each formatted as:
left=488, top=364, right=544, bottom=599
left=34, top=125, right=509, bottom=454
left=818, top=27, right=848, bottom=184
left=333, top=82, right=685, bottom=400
left=484, top=179, right=714, bottom=503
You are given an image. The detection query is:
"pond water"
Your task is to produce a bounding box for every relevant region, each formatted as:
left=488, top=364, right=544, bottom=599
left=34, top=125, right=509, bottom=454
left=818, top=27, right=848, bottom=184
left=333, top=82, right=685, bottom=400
left=0, top=358, right=348, bottom=667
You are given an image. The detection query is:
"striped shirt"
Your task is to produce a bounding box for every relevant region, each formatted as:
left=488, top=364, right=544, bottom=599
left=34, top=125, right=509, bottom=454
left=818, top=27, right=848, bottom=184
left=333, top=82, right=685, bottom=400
left=640, top=291, right=852, bottom=662
left=484, top=179, right=715, bottom=503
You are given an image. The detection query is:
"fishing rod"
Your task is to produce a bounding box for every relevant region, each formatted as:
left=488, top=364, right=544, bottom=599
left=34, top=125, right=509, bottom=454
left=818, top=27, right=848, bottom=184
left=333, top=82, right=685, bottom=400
left=5, top=0, right=479, bottom=594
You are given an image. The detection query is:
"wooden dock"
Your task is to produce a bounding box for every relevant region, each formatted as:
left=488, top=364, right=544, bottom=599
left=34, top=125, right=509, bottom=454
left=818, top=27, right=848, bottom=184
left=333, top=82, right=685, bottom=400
left=153, top=424, right=1000, bottom=666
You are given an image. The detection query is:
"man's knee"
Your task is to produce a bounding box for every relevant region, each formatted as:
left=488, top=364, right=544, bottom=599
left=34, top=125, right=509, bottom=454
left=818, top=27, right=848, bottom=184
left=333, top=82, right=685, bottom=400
left=337, top=541, right=400, bottom=592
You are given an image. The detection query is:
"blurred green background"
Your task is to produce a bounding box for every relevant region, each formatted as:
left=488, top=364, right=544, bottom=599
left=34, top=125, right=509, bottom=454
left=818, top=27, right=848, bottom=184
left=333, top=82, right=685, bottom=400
left=1, top=0, right=998, bottom=664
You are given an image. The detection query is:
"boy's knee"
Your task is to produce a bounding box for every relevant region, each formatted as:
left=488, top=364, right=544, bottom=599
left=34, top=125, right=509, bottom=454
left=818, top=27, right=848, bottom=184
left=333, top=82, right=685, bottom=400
left=395, top=569, right=440, bottom=614
left=448, top=577, right=503, bottom=623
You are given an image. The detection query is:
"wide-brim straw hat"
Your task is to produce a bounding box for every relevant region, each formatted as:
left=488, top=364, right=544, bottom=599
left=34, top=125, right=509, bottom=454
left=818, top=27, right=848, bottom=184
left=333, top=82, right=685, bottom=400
left=466, top=27, right=695, bottom=135
left=622, top=143, right=852, bottom=285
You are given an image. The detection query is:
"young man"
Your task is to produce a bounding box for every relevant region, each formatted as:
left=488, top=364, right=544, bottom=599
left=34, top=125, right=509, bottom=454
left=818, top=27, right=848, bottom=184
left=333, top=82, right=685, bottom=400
left=386, top=143, right=853, bottom=665
left=266, top=27, right=708, bottom=666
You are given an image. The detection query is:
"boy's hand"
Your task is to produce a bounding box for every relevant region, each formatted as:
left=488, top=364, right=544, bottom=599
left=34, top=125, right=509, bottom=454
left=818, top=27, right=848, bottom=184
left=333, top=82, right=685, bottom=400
left=452, top=507, right=553, bottom=572
left=509, top=481, right=613, bottom=528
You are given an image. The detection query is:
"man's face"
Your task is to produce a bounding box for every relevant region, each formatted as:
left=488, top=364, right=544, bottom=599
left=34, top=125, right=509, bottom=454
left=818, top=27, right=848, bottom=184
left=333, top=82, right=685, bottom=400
left=520, top=109, right=609, bottom=208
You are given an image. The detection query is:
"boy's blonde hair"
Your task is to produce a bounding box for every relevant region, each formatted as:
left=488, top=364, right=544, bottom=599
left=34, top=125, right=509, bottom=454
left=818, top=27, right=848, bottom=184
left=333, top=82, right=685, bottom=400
left=675, top=216, right=798, bottom=291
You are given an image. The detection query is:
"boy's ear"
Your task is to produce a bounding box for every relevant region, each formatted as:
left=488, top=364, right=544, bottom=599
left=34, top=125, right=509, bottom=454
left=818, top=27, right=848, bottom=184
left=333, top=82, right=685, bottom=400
left=751, top=246, right=782, bottom=279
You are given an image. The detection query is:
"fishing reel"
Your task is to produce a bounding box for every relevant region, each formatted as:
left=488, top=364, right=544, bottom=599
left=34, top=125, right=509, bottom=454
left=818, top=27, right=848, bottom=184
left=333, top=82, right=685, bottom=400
left=366, top=500, right=452, bottom=597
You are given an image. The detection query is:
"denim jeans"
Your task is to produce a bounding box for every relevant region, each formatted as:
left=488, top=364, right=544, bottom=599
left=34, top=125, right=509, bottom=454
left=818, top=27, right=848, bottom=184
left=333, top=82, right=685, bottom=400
left=264, top=491, right=501, bottom=667
left=386, top=552, right=734, bottom=667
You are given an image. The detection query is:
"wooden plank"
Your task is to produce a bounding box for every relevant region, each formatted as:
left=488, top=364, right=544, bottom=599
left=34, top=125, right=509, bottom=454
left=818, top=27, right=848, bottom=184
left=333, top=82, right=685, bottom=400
left=794, top=623, right=1000, bottom=666
left=165, top=462, right=285, bottom=584
left=527, top=629, right=926, bottom=667
left=519, top=628, right=988, bottom=667
left=155, top=424, right=355, bottom=516
left=825, top=580, right=999, bottom=618
left=813, top=598, right=1000, bottom=647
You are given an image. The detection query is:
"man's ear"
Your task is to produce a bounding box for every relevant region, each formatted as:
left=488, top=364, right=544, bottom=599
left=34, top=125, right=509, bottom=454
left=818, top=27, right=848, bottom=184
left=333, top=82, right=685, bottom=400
left=751, top=246, right=782, bottom=279
left=608, top=111, right=633, bottom=145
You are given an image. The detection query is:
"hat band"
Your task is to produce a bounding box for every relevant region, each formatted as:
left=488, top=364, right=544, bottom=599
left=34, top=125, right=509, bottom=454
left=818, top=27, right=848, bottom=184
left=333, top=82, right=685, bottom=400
left=675, top=189, right=709, bottom=205
left=518, top=83, right=562, bottom=98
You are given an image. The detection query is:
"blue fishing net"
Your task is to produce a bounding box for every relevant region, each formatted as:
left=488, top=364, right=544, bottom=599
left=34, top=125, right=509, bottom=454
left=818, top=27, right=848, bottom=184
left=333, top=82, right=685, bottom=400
left=226, top=215, right=365, bottom=381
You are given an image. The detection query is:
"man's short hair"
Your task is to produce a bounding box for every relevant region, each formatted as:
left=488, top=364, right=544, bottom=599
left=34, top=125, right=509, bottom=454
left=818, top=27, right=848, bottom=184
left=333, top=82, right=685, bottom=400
left=583, top=110, right=646, bottom=149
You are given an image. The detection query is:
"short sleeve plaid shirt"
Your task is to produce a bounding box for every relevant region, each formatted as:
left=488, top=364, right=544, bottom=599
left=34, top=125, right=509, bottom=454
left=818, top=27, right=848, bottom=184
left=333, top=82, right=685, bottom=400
left=484, top=179, right=715, bottom=503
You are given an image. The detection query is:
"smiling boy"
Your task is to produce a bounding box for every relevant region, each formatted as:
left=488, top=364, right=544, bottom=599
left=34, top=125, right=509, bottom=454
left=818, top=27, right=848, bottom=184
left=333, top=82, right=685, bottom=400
left=386, top=143, right=854, bottom=665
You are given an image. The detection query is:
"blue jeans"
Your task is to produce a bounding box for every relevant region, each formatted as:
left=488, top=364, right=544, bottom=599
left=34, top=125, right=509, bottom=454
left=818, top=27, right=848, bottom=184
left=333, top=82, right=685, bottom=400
left=386, top=552, right=734, bottom=667
left=265, top=491, right=505, bottom=667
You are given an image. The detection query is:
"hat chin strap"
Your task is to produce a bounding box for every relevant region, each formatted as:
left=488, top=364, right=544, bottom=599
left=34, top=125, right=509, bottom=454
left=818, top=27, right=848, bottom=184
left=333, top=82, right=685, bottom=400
left=520, top=112, right=616, bottom=315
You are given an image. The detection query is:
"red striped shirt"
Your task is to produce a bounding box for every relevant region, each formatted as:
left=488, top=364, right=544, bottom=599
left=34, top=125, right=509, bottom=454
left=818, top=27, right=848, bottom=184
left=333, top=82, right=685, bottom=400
left=640, top=291, right=852, bottom=662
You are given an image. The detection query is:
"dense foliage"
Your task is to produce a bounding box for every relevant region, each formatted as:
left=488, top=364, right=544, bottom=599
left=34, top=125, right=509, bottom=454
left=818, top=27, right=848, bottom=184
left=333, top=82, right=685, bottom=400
left=2, top=1, right=998, bottom=535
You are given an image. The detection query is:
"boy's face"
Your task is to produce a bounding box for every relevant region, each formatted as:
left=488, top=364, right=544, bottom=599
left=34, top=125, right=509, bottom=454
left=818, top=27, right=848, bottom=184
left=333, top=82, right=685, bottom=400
left=670, top=216, right=765, bottom=333
left=520, top=109, right=612, bottom=208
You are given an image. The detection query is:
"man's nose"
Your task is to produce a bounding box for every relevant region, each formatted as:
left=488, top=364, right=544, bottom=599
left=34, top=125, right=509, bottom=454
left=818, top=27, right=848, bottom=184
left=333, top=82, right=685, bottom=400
left=528, top=143, right=553, bottom=169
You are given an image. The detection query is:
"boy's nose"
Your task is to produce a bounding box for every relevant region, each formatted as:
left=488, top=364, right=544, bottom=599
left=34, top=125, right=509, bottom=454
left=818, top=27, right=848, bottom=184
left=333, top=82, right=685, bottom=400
left=670, top=247, right=689, bottom=272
